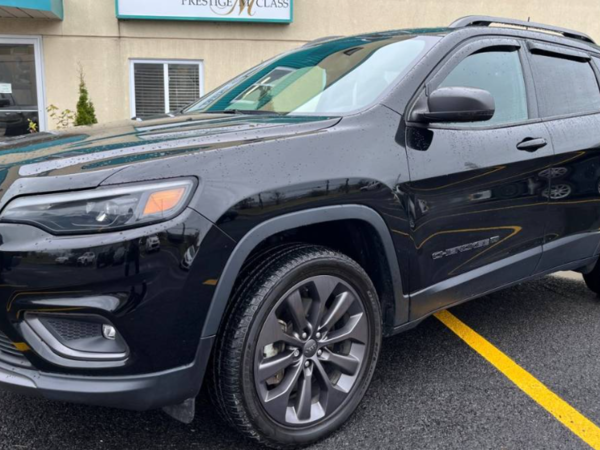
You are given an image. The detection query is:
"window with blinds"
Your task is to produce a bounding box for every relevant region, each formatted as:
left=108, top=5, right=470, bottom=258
left=131, top=60, right=203, bottom=119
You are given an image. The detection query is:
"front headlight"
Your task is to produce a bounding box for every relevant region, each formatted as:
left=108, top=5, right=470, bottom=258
left=0, top=178, right=196, bottom=235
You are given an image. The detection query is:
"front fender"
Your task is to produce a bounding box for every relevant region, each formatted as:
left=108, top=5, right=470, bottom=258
left=201, top=204, right=405, bottom=337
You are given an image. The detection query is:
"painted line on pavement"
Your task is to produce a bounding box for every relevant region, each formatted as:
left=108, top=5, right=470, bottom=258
left=435, top=309, right=600, bottom=450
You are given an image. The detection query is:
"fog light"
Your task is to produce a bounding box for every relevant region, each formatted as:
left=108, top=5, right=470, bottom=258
left=102, top=324, right=117, bottom=340
left=22, top=314, right=129, bottom=366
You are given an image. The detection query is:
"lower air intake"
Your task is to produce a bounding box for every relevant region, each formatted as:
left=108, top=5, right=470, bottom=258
left=0, top=330, right=31, bottom=367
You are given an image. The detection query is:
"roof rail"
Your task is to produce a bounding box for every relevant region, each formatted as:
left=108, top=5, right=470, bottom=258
left=449, top=16, right=595, bottom=45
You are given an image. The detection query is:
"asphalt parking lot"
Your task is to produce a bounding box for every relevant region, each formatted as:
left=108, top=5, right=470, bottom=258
left=1, top=272, right=599, bottom=450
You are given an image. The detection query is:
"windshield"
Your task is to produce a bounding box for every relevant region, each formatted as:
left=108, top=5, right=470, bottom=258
left=184, top=34, right=440, bottom=116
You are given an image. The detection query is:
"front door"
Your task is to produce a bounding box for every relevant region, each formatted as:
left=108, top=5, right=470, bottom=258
left=401, top=39, right=554, bottom=319
left=0, top=36, right=45, bottom=137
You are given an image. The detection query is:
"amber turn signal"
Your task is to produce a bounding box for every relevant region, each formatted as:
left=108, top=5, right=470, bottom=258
left=143, top=188, right=186, bottom=216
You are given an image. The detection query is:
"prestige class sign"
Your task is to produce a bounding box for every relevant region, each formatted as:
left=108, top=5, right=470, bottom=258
left=117, top=0, right=293, bottom=23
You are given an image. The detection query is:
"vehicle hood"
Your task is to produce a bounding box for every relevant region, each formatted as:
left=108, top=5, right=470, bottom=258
left=0, top=113, right=339, bottom=207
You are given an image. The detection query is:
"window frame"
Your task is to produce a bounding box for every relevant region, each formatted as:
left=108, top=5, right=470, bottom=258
left=129, top=59, right=204, bottom=119
left=524, top=41, right=600, bottom=122
left=0, top=34, right=47, bottom=132
left=594, top=56, right=600, bottom=75
left=405, top=37, right=539, bottom=131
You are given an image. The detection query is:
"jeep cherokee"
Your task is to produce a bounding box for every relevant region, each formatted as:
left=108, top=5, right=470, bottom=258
left=0, top=15, right=600, bottom=449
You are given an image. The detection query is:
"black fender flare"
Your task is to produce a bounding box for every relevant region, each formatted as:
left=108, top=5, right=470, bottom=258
left=201, top=204, right=406, bottom=337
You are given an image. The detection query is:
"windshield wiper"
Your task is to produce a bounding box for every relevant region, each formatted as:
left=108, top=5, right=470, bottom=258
left=201, top=109, right=286, bottom=116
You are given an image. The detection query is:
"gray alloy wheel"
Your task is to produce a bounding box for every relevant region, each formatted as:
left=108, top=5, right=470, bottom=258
left=254, top=275, right=368, bottom=426
left=538, top=167, right=568, bottom=179
left=211, top=244, right=381, bottom=449
left=542, top=184, right=572, bottom=200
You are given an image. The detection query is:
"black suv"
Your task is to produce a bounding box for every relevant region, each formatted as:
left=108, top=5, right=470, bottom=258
left=1, top=15, right=600, bottom=448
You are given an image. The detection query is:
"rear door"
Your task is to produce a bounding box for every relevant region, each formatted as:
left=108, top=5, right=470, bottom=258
left=527, top=44, right=600, bottom=272
left=401, top=38, right=554, bottom=319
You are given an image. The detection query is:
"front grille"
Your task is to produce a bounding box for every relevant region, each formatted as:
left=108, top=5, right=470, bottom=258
left=0, top=330, right=31, bottom=367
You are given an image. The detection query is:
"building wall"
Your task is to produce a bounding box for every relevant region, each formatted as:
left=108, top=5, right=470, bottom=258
left=1, top=0, right=599, bottom=128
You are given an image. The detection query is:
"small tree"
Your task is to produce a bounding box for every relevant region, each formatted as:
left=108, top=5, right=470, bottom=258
left=74, top=69, right=98, bottom=126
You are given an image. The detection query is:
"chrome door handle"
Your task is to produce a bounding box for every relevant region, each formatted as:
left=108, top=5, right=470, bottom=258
left=517, top=138, right=548, bottom=152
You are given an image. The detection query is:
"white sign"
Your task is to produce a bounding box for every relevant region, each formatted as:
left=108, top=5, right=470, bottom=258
left=0, top=83, right=12, bottom=94
left=117, top=0, right=293, bottom=23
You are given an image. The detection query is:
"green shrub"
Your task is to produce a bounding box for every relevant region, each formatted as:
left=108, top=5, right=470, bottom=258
left=74, top=70, right=98, bottom=126
left=47, top=104, right=75, bottom=129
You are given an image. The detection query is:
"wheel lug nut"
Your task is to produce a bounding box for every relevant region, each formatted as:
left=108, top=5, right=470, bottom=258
left=293, top=350, right=300, bottom=357
left=315, top=332, right=321, bottom=339
left=317, top=349, right=323, bottom=356
left=304, top=360, right=310, bottom=367
left=301, top=332, right=308, bottom=340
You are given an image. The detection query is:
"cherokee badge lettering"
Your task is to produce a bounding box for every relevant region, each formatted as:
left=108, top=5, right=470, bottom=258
left=432, top=236, right=501, bottom=260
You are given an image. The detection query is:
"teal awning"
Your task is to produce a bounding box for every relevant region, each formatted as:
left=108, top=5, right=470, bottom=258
left=0, top=0, right=63, bottom=19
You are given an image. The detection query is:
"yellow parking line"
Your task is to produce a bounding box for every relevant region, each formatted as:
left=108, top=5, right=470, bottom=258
left=435, top=310, right=600, bottom=450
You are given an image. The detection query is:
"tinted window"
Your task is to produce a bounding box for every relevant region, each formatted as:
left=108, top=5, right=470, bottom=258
left=439, top=49, right=528, bottom=126
left=531, top=53, right=600, bottom=117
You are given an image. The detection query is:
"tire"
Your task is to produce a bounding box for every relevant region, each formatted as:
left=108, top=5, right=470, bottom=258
left=583, top=260, right=600, bottom=294
left=211, top=244, right=382, bottom=448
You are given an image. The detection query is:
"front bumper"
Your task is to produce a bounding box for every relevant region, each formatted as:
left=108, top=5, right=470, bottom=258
left=0, top=207, right=235, bottom=409
left=0, top=336, right=214, bottom=411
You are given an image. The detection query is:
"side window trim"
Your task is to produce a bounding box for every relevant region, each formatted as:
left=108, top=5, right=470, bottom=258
left=527, top=42, right=591, bottom=62
left=406, top=38, right=538, bottom=129
left=517, top=40, right=540, bottom=120
left=592, top=57, right=600, bottom=87
left=426, top=39, right=521, bottom=89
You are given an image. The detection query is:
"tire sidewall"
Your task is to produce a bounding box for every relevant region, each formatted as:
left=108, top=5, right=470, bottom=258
left=238, top=255, right=382, bottom=446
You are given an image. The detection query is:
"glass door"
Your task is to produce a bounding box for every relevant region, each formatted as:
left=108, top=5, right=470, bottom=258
left=0, top=36, right=45, bottom=137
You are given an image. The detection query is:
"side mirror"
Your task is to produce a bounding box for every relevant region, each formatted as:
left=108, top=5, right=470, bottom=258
left=414, top=87, right=495, bottom=123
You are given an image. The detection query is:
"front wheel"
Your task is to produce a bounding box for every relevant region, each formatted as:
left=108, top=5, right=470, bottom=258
left=211, top=245, right=382, bottom=448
